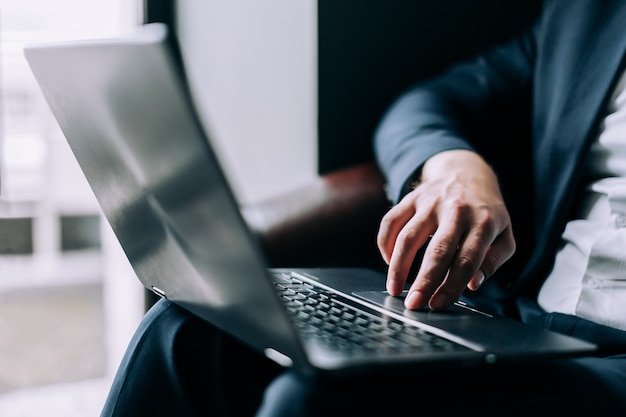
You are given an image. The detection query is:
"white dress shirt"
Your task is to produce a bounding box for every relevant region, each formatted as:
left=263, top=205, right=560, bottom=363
left=538, top=68, right=626, bottom=331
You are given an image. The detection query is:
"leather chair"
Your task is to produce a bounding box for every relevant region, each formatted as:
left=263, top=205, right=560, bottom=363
left=144, top=161, right=390, bottom=310
left=241, top=161, right=390, bottom=272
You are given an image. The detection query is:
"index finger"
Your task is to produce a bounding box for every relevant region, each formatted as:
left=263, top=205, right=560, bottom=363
left=403, top=226, right=462, bottom=309
left=377, top=196, right=417, bottom=265
left=385, top=213, right=435, bottom=296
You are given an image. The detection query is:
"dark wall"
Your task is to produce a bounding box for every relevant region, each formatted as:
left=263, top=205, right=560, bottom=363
left=317, top=0, right=542, bottom=173
left=145, top=0, right=543, bottom=174
left=143, top=0, right=175, bottom=25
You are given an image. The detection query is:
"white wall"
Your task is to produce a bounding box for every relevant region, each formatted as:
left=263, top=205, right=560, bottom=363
left=176, top=0, right=318, bottom=205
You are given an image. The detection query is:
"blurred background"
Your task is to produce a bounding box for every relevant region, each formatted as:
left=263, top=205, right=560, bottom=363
left=0, top=0, right=542, bottom=414
left=0, top=1, right=145, bottom=415
left=0, top=0, right=318, bottom=414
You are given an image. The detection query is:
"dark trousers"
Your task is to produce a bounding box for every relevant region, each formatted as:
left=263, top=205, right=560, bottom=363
left=101, top=299, right=626, bottom=417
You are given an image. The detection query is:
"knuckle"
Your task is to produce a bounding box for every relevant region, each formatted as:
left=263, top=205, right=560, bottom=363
left=376, top=230, right=388, bottom=249
left=480, top=257, right=498, bottom=277
left=396, top=228, right=419, bottom=248
left=428, top=238, right=455, bottom=260
left=413, top=276, right=438, bottom=293
left=504, top=231, right=517, bottom=253
left=473, top=210, right=499, bottom=237
left=456, top=252, right=479, bottom=275
left=378, top=212, right=396, bottom=231
left=387, top=265, right=404, bottom=280
left=377, top=214, right=398, bottom=245
left=447, top=198, right=469, bottom=218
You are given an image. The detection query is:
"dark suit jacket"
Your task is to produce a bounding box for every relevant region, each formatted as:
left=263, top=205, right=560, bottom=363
left=373, top=0, right=626, bottom=337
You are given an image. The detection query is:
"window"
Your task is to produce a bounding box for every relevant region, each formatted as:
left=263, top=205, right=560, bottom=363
left=0, top=1, right=143, bottom=415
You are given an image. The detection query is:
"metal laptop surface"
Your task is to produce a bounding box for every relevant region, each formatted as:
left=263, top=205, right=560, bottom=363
left=24, top=23, right=597, bottom=375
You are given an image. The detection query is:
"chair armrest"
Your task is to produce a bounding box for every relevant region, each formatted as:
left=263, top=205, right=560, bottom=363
left=241, top=161, right=390, bottom=270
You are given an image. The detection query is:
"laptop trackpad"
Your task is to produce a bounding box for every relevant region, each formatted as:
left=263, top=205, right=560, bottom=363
left=352, top=290, right=492, bottom=320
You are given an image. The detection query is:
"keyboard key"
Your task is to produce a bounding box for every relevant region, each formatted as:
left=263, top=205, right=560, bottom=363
left=272, top=273, right=469, bottom=355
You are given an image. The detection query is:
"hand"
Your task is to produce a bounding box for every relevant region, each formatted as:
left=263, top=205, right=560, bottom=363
left=377, top=150, right=516, bottom=310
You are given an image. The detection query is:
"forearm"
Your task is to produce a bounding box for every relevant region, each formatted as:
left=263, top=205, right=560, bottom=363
left=377, top=148, right=514, bottom=310
left=373, top=24, right=537, bottom=204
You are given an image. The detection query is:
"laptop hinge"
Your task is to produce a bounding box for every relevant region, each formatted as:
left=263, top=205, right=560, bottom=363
left=151, top=286, right=167, bottom=299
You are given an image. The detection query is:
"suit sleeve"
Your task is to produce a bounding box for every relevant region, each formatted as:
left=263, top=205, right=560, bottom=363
left=373, top=14, right=543, bottom=204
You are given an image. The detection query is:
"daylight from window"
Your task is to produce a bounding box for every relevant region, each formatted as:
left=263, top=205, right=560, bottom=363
left=0, top=1, right=142, bottom=416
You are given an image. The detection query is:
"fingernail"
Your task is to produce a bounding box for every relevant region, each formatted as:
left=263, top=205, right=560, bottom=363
left=430, top=293, right=449, bottom=310
left=386, top=279, right=399, bottom=295
left=476, top=271, right=485, bottom=287
left=405, top=291, right=422, bottom=309
left=468, top=270, right=485, bottom=290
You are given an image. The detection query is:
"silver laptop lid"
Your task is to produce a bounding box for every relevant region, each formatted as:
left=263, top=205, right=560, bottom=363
left=25, top=23, right=598, bottom=375
left=24, top=23, right=309, bottom=369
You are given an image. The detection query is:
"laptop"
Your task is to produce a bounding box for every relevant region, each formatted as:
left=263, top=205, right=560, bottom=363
left=24, top=23, right=597, bottom=375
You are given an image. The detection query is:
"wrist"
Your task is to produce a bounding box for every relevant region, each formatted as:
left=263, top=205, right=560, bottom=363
left=421, top=150, right=492, bottom=182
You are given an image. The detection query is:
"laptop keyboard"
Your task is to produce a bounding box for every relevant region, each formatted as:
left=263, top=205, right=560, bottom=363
left=273, top=274, right=469, bottom=355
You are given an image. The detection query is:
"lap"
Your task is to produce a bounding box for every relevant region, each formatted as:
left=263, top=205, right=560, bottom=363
left=102, top=299, right=626, bottom=417
left=258, top=354, right=626, bottom=417
left=101, top=299, right=282, bottom=417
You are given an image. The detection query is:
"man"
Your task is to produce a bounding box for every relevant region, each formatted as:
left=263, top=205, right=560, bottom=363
left=101, top=1, right=626, bottom=416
